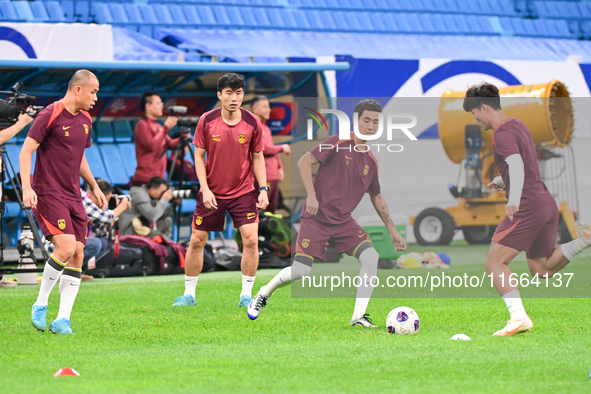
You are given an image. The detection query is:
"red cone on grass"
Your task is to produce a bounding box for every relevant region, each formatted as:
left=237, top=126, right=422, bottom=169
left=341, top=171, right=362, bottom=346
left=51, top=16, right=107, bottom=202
left=53, top=368, right=80, bottom=377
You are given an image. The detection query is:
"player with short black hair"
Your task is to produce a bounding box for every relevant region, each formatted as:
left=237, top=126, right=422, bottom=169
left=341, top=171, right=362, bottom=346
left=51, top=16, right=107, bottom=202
left=21, top=69, right=107, bottom=335
left=248, top=99, right=406, bottom=327
left=173, top=73, right=269, bottom=308
left=464, top=82, right=591, bottom=336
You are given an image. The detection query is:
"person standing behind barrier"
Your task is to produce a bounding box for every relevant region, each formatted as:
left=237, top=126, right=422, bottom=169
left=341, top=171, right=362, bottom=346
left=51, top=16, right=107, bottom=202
left=20, top=69, right=107, bottom=335
left=0, top=112, right=33, bottom=288
left=251, top=95, right=290, bottom=213
left=131, top=92, right=181, bottom=186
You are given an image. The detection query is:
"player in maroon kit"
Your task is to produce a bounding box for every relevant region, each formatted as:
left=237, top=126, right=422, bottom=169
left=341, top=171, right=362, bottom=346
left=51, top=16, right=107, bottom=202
left=248, top=99, right=406, bottom=327
left=21, top=69, right=107, bottom=335
left=173, top=73, right=269, bottom=308
left=463, top=83, right=591, bottom=336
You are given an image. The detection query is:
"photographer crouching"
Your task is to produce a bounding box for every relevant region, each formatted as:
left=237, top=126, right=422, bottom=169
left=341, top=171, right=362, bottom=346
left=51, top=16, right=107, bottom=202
left=119, top=176, right=192, bottom=238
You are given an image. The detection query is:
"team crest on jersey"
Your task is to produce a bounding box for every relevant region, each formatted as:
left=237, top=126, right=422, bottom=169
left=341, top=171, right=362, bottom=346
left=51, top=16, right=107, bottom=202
left=302, top=238, right=310, bottom=248
left=247, top=212, right=257, bottom=220
left=238, top=134, right=246, bottom=144
left=58, top=219, right=66, bottom=230
left=363, top=164, right=369, bottom=176
left=84, top=124, right=89, bottom=134
left=195, top=216, right=203, bottom=226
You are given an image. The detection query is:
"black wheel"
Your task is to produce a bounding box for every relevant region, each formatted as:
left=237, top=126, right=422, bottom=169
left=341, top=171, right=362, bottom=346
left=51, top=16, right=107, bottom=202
left=462, top=225, right=497, bottom=244
left=414, top=208, right=455, bottom=245
left=557, top=217, right=573, bottom=244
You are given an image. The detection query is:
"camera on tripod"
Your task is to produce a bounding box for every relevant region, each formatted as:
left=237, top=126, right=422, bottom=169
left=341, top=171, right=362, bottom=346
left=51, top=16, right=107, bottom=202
left=0, top=82, right=44, bottom=129
left=166, top=106, right=199, bottom=133
left=17, top=224, right=35, bottom=259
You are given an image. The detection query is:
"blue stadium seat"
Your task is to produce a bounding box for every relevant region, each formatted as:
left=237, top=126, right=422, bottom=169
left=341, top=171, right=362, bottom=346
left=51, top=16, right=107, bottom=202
left=253, top=7, right=273, bottom=28
left=75, top=0, right=92, bottom=23
left=98, top=144, right=131, bottom=186
left=0, top=2, right=20, bottom=20
left=330, top=11, right=350, bottom=31
left=168, top=4, right=189, bottom=25
left=95, top=122, right=114, bottom=143
left=85, top=144, right=110, bottom=184
left=578, top=2, right=591, bottom=19
left=183, top=6, right=203, bottom=25
left=279, top=9, right=299, bottom=29
left=12, top=1, right=36, bottom=21
left=29, top=2, right=50, bottom=21
left=113, top=121, right=134, bottom=142
left=291, top=9, right=312, bottom=30
left=226, top=6, right=245, bottom=27
left=45, top=1, right=66, bottom=22
left=153, top=4, right=174, bottom=25
left=197, top=5, right=217, bottom=25
left=139, top=4, right=158, bottom=24
left=124, top=3, right=143, bottom=23
left=452, top=14, right=471, bottom=34
left=59, top=0, right=74, bottom=20
left=117, top=143, right=137, bottom=181
left=92, top=2, right=113, bottom=24
left=108, top=3, right=129, bottom=23
left=211, top=5, right=231, bottom=26
left=306, top=10, right=325, bottom=31
left=266, top=8, right=286, bottom=29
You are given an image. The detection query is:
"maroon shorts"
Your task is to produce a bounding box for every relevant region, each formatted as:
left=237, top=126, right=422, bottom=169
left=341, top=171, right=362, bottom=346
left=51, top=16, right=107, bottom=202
left=192, top=190, right=258, bottom=232
left=492, top=202, right=558, bottom=258
left=33, top=194, right=88, bottom=245
left=295, top=216, right=372, bottom=261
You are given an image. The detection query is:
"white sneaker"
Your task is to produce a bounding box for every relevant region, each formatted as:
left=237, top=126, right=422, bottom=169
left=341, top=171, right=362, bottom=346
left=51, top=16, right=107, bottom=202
left=493, top=317, right=533, bottom=336
left=0, top=276, right=16, bottom=288
left=350, top=314, right=378, bottom=328
left=247, top=292, right=268, bottom=320
left=577, top=224, right=591, bottom=246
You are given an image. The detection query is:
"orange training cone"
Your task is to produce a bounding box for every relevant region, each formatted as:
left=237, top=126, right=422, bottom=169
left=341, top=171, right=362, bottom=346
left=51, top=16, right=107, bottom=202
left=53, top=368, right=80, bottom=377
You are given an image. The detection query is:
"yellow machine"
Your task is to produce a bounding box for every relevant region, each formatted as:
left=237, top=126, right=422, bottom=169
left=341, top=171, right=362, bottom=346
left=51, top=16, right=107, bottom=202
left=411, top=80, right=579, bottom=245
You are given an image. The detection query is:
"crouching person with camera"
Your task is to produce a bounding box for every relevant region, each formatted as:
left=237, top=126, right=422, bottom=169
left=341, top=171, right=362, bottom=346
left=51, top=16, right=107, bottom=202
left=41, top=178, right=131, bottom=280
left=119, top=176, right=175, bottom=238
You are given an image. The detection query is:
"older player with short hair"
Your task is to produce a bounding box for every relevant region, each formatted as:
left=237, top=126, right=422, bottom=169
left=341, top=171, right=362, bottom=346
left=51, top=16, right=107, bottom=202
left=21, top=69, right=107, bottom=335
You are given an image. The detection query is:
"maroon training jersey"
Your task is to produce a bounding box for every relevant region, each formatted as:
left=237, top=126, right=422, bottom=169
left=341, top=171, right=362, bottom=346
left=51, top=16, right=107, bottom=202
left=28, top=101, right=92, bottom=201
left=493, top=118, right=555, bottom=211
left=193, top=108, right=264, bottom=199
left=302, top=133, right=381, bottom=225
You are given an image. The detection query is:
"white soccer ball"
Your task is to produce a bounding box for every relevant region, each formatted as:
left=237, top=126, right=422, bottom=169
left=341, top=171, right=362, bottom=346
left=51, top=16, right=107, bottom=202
left=386, top=306, right=420, bottom=335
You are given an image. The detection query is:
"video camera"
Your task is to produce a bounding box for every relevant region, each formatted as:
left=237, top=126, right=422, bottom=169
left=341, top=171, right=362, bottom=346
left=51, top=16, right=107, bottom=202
left=0, top=82, right=44, bottom=129
left=166, top=106, right=199, bottom=132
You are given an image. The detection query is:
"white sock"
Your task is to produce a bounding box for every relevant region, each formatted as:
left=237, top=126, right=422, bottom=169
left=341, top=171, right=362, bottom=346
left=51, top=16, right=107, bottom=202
left=352, top=248, right=379, bottom=321
left=241, top=275, right=256, bottom=298
left=561, top=237, right=588, bottom=261
left=57, top=269, right=81, bottom=321
left=260, top=261, right=312, bottom=297
left=35, top=255, right=66, bottom=306
left=184, top=275, right=199, bottom=298
left=502, top=289, right=528, bottom=321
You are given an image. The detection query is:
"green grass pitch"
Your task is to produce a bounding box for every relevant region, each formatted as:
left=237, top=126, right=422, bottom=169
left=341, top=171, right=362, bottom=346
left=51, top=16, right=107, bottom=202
left=1, top=242, right=590, bottom=393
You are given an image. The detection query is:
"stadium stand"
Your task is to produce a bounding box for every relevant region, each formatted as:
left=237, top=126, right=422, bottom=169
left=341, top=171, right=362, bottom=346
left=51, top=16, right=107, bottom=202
left=2, top=0, right=590, bottom=39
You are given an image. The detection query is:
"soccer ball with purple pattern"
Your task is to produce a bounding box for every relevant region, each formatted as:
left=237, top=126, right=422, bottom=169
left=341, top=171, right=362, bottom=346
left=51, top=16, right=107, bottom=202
left=386, top=306, right=420, bottom=335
